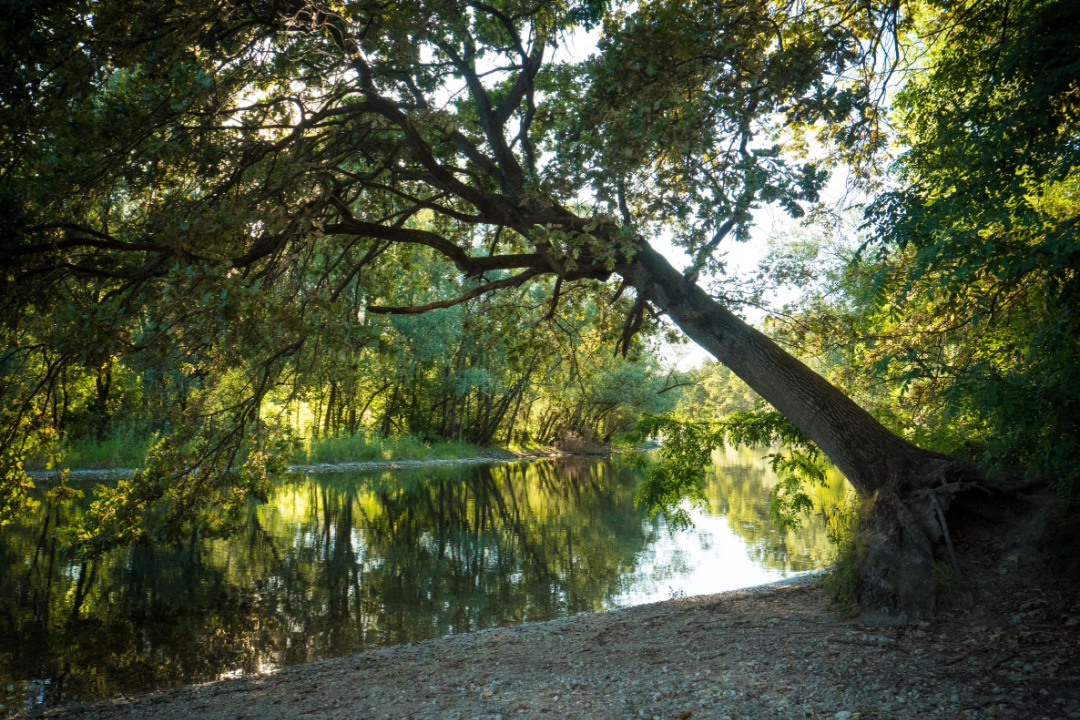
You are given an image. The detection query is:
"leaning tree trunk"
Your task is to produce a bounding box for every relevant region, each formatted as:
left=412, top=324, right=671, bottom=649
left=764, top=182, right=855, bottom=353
left=617, top=243, right=1008, bottom=613
left=621, top=244, right=937, bottom=490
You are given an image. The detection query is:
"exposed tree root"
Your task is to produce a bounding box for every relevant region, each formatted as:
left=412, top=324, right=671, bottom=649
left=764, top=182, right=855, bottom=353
left=844, top=463, right=1051, bottom=617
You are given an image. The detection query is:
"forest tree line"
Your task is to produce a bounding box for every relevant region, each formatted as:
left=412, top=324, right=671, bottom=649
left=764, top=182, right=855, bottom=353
left=18, top=245, right=703, bottom=469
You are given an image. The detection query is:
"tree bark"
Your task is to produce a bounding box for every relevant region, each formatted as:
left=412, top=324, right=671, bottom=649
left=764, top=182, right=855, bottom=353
left=618, top=243, right=947, bottom=496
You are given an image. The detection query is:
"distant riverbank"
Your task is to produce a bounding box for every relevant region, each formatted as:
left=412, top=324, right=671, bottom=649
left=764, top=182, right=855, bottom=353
left=26, top=444, right=616, bottom=482
left=25, top=433, right=512, bottom=474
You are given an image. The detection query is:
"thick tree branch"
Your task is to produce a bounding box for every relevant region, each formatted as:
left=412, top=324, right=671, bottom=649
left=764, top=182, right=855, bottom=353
left=541, top=276, right=563, bottom=322
left=5, top=236, right=164, bottom=264
left=357, top=182, right=488, bottom=224
left=324, top=218, right=543, bottom=277
left=325, top=219, right=474, bottom=271
left=367, top=267, right=541, bottom=315
left=467, top=252, right=543, bottom=275
left=432, top=39, right=524, bottom=191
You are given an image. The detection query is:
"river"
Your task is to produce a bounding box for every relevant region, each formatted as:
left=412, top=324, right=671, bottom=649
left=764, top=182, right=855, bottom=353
left=0, top=448, right=850, bottom=715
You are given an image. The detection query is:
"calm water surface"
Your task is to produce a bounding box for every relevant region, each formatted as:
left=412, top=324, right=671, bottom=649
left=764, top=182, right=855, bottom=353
left=0, top=449, right=849, bottom=714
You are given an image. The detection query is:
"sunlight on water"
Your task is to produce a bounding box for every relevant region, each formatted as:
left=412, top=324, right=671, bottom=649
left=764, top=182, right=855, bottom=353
left=618, top=509, right=801, bottom=605
left=618, top=447, right=850, bottom=604
left=0, top=450, right=850, bottom=714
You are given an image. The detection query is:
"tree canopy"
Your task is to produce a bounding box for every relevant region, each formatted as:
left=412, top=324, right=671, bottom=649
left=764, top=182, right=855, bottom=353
left=768, top=0, right=1079, bottom=486
left=1, top=0, right=895, bottom=536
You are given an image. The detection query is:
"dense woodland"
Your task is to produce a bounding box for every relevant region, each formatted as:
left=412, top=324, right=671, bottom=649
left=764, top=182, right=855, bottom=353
left=1, top=0, right=1078, bottom=607
left=14, top=265, right=680, bottom=460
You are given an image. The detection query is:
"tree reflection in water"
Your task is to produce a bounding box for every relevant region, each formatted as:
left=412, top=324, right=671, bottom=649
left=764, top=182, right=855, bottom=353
left=0, top=454, right=849, bottom=714
left=705, top=447, right=850, bottom=572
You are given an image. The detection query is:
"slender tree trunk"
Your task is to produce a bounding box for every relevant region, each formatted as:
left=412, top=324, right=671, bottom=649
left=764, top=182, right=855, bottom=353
left=381, top=384, right=398, bottom=438
left=60, top=368, right=70, bottom=435
left=324, top=381, right=337, bottom=437
left=505, top=391, right=524, bottom=446
left=312, top=394, right=322, bottom=440
left=93, top=360, right=113, bottom=440
left=486, top=393, right=514, bottom=445
left=460, top=394, right=470, bottom=442
left=360, top=382, right=390, bottom=422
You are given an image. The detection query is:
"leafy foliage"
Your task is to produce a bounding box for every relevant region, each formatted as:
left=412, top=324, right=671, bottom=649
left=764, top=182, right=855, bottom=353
left=634, top=411, right=828, bottom=530
left=0, top=0, right=937, bottom=544
left=765, top=0, right=1080, bottom=493
left=670, top=361, right=760, bottom=420
left=866, top=0, right=1080, bottom=486
left=61, top=425, right=291, bottom=556
left=0, top=451, right=36, bottom=526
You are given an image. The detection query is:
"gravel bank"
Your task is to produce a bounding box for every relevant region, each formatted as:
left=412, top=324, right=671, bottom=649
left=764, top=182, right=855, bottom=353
left=27, top=574, right=1080, bottom=720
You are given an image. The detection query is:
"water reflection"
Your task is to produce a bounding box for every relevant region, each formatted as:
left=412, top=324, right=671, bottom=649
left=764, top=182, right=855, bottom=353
left=706, top=447, right=846, bottom=572
left=0, top=451, right=849, bottom=714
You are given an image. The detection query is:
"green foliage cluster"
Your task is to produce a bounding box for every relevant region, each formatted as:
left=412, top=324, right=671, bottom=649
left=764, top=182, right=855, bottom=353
left=817, top=494, right=869, bottom=613
left=286, top=266, right=677, bottom=449
left=0, top=450, right=35, bottom=527
left=670, top=361, right=760, bottom=420
left=61, top=426, right=292, bottom=556
left=634, top=410, right=828, bottom=530
left=865, top=0, right=1080, bottom=481
left=765, top=0, right=1080, bottom=497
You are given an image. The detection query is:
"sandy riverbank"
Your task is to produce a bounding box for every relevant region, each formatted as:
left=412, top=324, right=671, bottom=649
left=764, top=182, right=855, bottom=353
left=25, top=569, right=1080, bottom=720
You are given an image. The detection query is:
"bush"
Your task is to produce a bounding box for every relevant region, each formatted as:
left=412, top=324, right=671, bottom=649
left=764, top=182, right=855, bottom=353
left=819, top=494, right=871, bottom=615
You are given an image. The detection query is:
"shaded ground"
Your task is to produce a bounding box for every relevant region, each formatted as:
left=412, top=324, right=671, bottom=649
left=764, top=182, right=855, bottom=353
left=24, top=564, right=1079, bottom=720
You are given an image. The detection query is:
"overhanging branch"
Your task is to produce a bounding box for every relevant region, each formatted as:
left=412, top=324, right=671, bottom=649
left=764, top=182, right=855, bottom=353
left=367, top=268, right=541, bottom=315
left=324, top=218, right=543, bottom=276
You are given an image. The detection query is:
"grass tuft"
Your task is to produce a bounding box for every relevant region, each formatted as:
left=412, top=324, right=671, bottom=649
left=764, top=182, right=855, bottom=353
left=24, top=428, right=158, bottom=471
left=296, top=432, right=487, bottom=465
